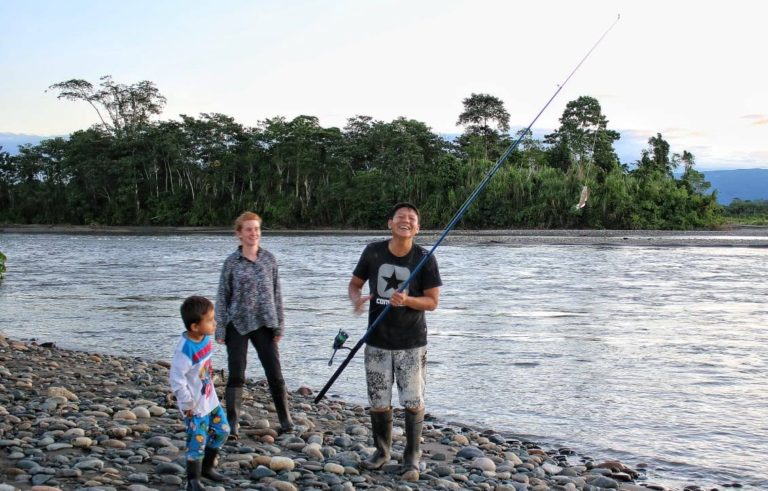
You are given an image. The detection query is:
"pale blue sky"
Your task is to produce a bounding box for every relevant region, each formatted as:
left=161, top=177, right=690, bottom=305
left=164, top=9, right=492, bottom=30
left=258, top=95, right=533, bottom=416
left=1, top=0, right=766, bottom=170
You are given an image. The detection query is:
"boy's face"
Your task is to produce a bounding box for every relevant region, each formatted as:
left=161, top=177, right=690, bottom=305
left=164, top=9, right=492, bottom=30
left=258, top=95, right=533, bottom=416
left=190, top=308, right=216, bottom=338
left=388, top=207, right=420, bottom=239
left=237, top=219, right=261, bottom=247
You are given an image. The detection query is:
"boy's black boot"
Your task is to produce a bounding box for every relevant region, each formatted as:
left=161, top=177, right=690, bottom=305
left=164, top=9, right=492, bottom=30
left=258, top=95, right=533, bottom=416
left=401, top=408, right=424, bottom=481
left=186, top=459, right=207, bottom=491
left=201, top=447, right=227, bottom=482
left=225, top=387, right=242, bottom=440
left=362, top=408, right=392, bottom=469
left=269, top=383, right=294, bottom=433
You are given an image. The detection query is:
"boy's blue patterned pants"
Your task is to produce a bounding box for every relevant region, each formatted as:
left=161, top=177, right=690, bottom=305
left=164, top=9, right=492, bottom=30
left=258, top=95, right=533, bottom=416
left=184, top=405, right=230, bottom=460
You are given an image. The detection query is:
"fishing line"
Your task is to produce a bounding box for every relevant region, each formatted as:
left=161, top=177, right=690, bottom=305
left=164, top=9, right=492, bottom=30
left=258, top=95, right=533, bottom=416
left=314, top=14, right=620, bottom=404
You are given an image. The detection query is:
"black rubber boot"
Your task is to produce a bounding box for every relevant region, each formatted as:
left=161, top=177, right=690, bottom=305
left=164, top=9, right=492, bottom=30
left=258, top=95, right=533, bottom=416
left=401, top=408, right=424, bottom=480
left=362, top=408, right=392, bottom=470
left=186, top=459, right=207, bottom=491
left=201, top=446, right=227, bottom=482
left=269, top=383, right=294, bottom=433
left=225, top=387, right=242, bottom=440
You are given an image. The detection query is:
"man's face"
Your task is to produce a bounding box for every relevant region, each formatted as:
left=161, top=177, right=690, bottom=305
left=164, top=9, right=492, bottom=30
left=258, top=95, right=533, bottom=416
left=388, top=207, right=420, bottom=238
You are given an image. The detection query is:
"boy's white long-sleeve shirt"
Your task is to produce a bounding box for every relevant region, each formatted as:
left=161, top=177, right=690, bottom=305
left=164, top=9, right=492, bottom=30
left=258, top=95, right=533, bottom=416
left=169, top=333, right=220, bottom=416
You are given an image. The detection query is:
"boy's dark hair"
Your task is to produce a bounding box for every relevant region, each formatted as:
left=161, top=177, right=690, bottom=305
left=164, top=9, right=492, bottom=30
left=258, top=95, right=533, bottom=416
left=180, top=295, right=213, bottom=330
left=387, top=202, right=420, bottom=221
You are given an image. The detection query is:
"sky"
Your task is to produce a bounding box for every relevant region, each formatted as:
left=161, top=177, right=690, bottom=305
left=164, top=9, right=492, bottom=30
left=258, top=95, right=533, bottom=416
left=1, top=0, right=766, bottom=170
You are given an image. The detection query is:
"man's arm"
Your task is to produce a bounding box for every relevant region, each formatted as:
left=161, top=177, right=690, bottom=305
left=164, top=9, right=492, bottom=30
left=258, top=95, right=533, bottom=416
left=390, top=286, right=440, bottom=311
left=348, top=275, right=371, bottom=315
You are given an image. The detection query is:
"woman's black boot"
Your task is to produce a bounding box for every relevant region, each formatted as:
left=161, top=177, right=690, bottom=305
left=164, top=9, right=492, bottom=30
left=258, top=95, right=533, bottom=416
left=225, top=387, right=242, bottom=440
left=269, top=383, right=294, bottom=432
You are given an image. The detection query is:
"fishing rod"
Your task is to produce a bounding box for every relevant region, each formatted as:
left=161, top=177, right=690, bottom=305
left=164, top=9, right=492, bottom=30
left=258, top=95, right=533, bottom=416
left=314, top=14, right=621, bottom=404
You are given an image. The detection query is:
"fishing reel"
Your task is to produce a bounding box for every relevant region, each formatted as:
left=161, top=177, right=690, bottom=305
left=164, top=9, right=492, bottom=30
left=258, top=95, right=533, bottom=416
left=327, top=329, right=350, bottom=366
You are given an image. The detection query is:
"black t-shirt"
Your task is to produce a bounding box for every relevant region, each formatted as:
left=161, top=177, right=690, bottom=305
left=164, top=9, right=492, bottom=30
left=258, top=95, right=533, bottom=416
left=352, top=240, right=442, bottom=350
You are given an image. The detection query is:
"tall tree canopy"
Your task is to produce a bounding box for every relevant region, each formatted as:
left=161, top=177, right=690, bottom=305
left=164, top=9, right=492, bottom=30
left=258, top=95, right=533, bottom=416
left=456, top=93, right=511, bottom=137
left=544, top=95, right=620, bottom=177
left=48, top=75, right=167, bottom=137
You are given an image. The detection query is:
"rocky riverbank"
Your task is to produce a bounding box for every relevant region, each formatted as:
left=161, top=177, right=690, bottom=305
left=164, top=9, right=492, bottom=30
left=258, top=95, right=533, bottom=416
left=0, top=336, right=710, bottom=491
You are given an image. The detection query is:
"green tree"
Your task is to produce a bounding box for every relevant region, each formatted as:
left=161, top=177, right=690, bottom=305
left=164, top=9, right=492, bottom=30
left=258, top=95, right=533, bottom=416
left=48, top=75, right=167, bottom=137
left=545, top=96, right=620, bottom=177
left=0, top=146, right=15, bottom=220
left=635, top=133, right=676, bottom=177
left=457, top=93, right=510, bottom=136
left=456, top=93, right=511, bottom=162
left=678, top=150, right=711, bottom=196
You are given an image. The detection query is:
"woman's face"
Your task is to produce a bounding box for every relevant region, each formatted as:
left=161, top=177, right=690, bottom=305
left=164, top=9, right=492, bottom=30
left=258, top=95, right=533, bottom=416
left=237, top=219, right=261, bottom=247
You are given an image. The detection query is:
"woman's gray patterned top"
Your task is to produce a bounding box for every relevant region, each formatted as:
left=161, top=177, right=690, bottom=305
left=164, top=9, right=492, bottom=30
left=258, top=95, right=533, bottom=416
left=215, top=246, right=285, bottom=341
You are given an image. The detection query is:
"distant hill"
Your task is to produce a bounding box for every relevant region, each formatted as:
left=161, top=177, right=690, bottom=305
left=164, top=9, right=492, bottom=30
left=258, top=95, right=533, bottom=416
left=0, top=133, right=48, bottom=154
left=701, top=169, right=768, bottom=204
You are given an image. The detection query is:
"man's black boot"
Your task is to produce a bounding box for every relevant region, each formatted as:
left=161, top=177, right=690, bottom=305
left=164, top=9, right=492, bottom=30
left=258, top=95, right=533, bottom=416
left=362, top=408, right=392, bottom=469
left=401, top=408, right=424, bottom=480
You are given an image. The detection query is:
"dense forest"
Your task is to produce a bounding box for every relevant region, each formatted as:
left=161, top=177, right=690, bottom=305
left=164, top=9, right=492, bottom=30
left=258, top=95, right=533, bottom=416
left=0, top=76, right=722, bottom=229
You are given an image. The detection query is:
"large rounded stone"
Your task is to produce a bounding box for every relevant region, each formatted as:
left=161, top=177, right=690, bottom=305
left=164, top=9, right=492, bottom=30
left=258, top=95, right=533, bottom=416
left=269, top=456, right=295, bottom=472
left=472, top=457, right=496, bottom=472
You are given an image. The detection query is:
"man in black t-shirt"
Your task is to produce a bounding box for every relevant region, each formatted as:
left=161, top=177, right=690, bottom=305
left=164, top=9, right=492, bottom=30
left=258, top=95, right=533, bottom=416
left=348, top=202, right=442, bottom=480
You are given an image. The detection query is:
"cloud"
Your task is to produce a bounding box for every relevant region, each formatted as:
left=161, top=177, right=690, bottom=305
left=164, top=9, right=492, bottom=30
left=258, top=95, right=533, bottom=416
left=662, top=128, right=707, bottom=138
left=740, top=114, right=768, bottom=125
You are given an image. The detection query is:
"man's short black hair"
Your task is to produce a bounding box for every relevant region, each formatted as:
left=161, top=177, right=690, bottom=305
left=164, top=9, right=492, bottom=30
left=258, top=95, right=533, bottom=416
left=387, top=202, right=420, bottom=221
left=180, top=295, right=213, bottom=330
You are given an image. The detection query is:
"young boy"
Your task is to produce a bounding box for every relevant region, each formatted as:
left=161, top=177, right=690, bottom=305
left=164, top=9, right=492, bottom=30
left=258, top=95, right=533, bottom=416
left=170, top=296, right=230, bottom=490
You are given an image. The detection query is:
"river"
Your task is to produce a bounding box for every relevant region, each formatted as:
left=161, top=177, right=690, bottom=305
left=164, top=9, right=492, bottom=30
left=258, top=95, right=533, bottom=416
left=0, top=231, right=766, bottom=490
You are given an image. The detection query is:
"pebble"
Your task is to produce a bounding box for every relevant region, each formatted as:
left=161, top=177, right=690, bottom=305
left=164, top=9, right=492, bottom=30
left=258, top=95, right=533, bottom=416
left=269, top=456, right=295, bottom=472
left=0, top=336, right=710, bottom=491
left=472, top=457, right=496, bottom=472
left=457, top=446, right=485, bottom=459
left=324, top=462, right=345, bottom=474
left=131, top=406, right=152, bottom=419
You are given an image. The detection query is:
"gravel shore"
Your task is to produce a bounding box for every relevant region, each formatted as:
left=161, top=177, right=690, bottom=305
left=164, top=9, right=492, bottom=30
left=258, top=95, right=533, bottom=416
left=0, top=335, right=717, bottom=491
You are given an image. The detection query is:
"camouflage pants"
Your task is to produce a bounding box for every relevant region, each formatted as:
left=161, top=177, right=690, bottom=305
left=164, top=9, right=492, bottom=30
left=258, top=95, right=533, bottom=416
left=364, top=345, right=426, bottom=410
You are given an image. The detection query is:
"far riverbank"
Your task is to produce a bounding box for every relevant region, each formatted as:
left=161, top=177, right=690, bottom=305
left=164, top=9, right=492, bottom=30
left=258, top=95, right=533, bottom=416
left=2, top=224, right=768, bottom=248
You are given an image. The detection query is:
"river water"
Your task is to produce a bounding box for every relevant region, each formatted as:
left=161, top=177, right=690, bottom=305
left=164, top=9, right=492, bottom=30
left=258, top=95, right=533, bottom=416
left=0, top=232, right=766, bottom=490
